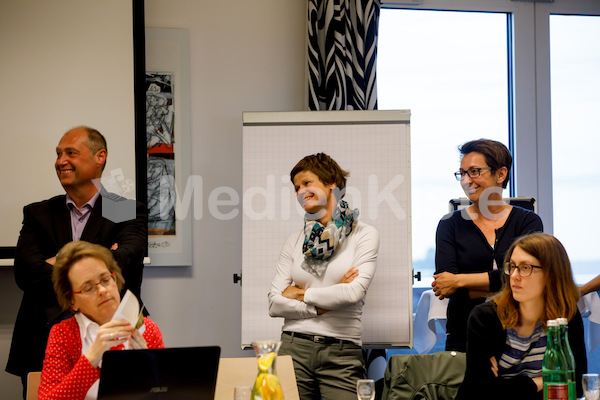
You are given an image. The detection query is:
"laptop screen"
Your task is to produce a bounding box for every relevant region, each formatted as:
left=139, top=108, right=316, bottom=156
left=98, top=346, right=221, bottom=400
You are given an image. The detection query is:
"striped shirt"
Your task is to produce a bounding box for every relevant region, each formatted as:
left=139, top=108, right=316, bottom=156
left=498, top=322, right=547, bottom=378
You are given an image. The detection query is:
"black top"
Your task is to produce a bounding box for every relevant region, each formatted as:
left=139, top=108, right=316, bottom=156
left=435, top=206, right=543, bottom=351
left=456, top=302, right=587, bottom=400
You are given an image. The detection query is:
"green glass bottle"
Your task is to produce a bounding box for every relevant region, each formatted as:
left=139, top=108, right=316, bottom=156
left=543, top=320, right=569, bottom=400
left=556, top=317, right=576, bottom=400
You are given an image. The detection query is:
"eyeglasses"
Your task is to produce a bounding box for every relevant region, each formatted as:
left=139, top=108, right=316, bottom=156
left=454, top=167, right=492, bottom=181
left=503, top=263, right=542, bottom=277
left=72, top=272, right=117, bottom=296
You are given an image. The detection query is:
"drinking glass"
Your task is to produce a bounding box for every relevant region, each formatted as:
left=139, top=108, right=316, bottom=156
left=583, top=374, right=600, bottom=400
left=234, top=386, right=252, bottom=400
left=357, top=379, right=375, bottom=400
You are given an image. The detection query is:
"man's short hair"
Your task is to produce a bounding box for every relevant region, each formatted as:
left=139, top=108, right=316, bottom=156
left=76, top=126, right=107, bottom=171
left=84, top=127, right=107, bottom=155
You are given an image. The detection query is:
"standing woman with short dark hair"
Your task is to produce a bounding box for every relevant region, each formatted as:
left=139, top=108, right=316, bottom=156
left=268, top=153, right=379, bottom=400
left=433, top=139, right=543, bottom=352
left=456, top=233, right=587, bottom=400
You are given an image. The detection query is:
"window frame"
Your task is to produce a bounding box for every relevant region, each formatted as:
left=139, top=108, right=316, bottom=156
left=380, top=0, right=600, bottom=234
left=532, top=0, right=600, bottom=233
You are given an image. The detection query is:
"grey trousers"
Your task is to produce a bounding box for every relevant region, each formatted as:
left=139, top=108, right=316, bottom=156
left=279, top=332, right=366, bottom=400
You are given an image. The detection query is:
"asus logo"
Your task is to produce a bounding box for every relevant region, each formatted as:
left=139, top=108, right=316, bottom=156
left=149, top=386, right=169, bottom=393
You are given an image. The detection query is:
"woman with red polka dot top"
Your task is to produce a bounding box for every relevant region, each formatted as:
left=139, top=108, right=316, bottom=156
left=38, top=241, right=164, bottom=400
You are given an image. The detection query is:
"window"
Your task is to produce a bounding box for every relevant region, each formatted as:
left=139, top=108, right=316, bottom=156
left=378, top=8, right=510, bottom=287
left=378, top=0, right=600, bottom=365
left=549, top=14, right=600, bottom=285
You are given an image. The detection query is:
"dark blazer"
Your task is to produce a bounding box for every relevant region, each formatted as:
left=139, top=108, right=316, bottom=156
left=455, top=302, right=587, bottom=400
left=6, top=194, right=147, bottom=378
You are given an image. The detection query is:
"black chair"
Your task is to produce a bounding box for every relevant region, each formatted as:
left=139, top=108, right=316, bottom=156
left=448, top=196, right=536, bottom=213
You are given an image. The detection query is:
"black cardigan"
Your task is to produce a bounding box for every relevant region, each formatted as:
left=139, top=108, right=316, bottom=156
left=435, top=206, right=543, bottom=350
left=455, top=302, right=587, bottom=400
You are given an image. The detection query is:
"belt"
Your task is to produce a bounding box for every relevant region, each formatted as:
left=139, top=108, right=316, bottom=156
left=283, top=331, right=356, bottom=346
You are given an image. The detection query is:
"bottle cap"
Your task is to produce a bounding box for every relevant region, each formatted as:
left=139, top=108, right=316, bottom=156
left=557, top=317, right=568, bottom=325
left=547, top=319, right=559, bottom=327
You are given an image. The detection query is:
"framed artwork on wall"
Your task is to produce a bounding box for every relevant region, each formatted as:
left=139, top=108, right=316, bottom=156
left=145, top=28, right=192, bottom=266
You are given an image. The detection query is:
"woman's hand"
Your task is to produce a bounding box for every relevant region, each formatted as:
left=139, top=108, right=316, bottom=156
left=85, top=320, right=133, bottom=367
left=282, top=285, right=306, bottom=301
left=285, top=267, right=359, bottom=314
left=128, top=328, right=148, bottom=350
left=340, top=266, right=359, bottom=284
left=490, top=356, right=498, bottom=377
left=532, top=376, right=543, bottom=392
left=315, top=267, right=360, bottom=315
left=432, top=272, right=460, bottom=299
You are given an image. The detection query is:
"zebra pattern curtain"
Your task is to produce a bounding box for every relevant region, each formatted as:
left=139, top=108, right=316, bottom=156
left=307, top=0, right=381, bottom=111
left=307, top=0, right=386, bottom=391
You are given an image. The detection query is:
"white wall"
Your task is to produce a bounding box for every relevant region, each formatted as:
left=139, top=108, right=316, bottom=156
left=0, top=0, right=136, bottom=248
left=0, top=1, right=305, bottom=398
left=141, top=0, right=305, bottom=353
left=0, top=0, right=137, bottom=397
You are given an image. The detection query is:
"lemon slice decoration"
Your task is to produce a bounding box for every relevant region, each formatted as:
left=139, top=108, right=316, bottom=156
left=258, top=352, right=276, bottom=372
left=252, top=352, right=283, bottom=400
left=252, top=372, right=282, bottom=400
left=266, top=374, right=282, bottom=399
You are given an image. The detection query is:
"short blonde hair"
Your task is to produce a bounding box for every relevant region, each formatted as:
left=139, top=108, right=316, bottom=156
left=52, top=241, right=124, bottom=312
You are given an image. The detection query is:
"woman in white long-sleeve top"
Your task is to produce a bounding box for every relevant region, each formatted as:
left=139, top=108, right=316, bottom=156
left=268, top=153, right=379, bottom=400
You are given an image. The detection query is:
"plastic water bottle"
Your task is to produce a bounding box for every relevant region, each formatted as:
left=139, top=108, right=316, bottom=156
left=543, top=319, right=569, bottom=400
left=556, top=318, right=576, bottom=400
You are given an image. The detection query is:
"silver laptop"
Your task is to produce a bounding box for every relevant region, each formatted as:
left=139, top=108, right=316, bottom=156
left=98, top=346, right=221, bottom=400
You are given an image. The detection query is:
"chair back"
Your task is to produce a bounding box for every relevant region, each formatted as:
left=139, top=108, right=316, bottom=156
left=448, top=197, right=536, bottom=213
left=214, top=355, right=299, bottom=400
left=382, top=351, right=466, bottom=400
left=27, top=371, right=41, bottom=400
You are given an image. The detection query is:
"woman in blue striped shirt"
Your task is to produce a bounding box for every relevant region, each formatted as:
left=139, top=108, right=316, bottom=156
left=456, top=233, right=586, bottom=400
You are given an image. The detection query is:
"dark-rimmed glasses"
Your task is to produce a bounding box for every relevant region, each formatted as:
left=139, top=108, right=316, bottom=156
left=503, top=263, right=542, bottom=277
left=454, top=167, right=492, bottom=181
left=72, top=272, right=117, bottom=296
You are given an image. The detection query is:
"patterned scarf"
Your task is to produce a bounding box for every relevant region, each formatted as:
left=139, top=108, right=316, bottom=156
left=301, top=200, right=359, bottom=277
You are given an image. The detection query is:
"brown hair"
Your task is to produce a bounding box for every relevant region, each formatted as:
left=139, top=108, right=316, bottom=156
left=290, top=153, right=349, bottom=193
left=493, top=233, right=580, bottom=329
left=459, top=139, right=512, bottom=188
left=52, top=241, right=124, bottom=312
left=69, top=125, right=107, bottom=171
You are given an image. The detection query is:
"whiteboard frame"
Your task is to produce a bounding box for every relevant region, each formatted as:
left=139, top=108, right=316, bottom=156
left=241, top=110, right=413, bottom=349
left=243, top=110, right=411, bottom=125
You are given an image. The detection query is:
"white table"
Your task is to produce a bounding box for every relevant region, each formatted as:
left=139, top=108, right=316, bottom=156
left=413, top=289, right=448, bottom=354
left=413, top=289, right=600, bottom=354
left=578, top=291, right=600, bottom=353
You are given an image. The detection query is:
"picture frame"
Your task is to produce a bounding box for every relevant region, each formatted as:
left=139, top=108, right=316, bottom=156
left=145, top=28, right=192, bottom=266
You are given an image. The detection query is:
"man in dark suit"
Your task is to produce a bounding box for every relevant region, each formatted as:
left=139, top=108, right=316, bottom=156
left=5, top=126, right=147, bottom=395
